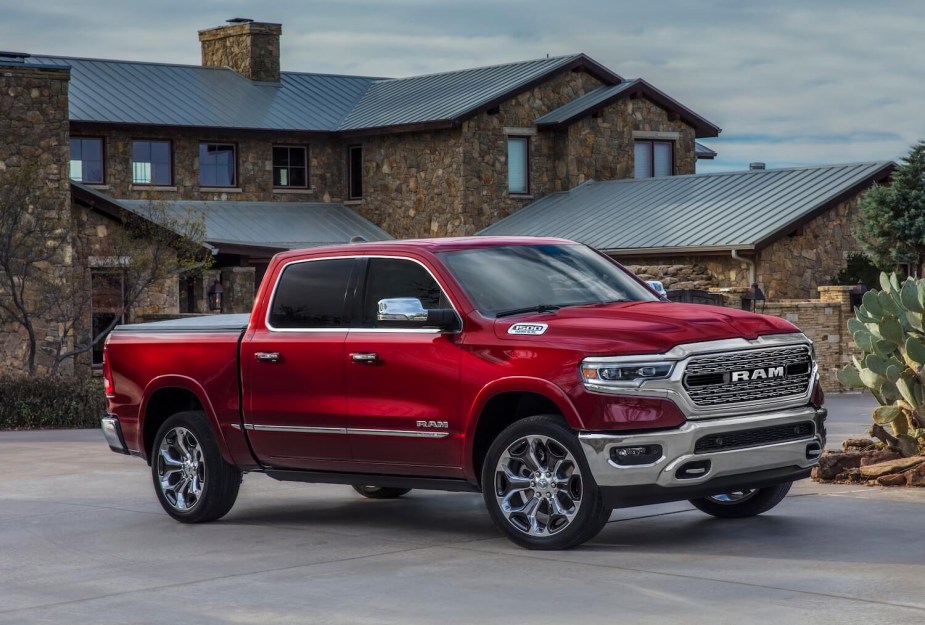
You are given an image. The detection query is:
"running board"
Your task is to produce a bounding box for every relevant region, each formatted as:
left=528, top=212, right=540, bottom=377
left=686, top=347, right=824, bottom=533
left=265, top=469, right=480, bottom=493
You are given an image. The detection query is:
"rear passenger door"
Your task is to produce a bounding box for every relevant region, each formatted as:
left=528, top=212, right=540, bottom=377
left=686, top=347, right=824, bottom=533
left=241, top=257, right=358, bottom=470
left=345, top=257, right=464, bottom=473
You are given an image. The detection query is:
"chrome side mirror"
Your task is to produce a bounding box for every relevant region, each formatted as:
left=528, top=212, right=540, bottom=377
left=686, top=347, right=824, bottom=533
left=377, top=298, right=428, bottom=322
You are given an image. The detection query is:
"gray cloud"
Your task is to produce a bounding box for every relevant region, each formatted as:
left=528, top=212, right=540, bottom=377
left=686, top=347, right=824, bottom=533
left=1, top=0, right=922, bottom=171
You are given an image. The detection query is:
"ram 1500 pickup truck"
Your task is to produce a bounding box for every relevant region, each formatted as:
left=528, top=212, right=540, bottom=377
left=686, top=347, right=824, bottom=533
left=102, top=237, right=826, bottom=549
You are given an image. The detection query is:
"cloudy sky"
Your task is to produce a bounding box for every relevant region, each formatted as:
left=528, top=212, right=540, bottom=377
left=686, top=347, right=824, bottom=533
left=2, top=0, right=922, bottom=172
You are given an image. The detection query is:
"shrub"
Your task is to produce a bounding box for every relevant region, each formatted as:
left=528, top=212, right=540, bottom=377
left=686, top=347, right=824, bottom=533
left=0, top=375, right=105, bottom=430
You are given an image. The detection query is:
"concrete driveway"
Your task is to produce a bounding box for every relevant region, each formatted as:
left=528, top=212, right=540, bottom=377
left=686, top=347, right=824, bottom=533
left=2, top=393, right=924, bottom=625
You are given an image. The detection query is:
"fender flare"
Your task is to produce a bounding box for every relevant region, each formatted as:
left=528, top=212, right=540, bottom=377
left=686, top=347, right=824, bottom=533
left=462, top=376, right=584, bottom=482
left=140, top=375, right=235, bottom=465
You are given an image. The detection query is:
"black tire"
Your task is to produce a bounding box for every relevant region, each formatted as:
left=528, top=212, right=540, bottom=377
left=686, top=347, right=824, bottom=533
left=351, top=485, right=412, bottom=499
left=151, top=411, right=242, bottom=523
left=688, top=482, right=793, bottom=519
left=481, top=415, right=610, bottom=550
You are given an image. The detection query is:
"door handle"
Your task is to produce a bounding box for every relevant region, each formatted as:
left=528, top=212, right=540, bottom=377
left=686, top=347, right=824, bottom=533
left=255, top=352, right=281, bottom=363
left=350, top=352, right=379, bottom=364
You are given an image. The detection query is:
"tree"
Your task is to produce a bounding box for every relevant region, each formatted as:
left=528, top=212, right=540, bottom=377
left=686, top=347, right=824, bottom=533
left=855, top=141, right=925, bottom=275
left=0, top=165, right=211, bottom=376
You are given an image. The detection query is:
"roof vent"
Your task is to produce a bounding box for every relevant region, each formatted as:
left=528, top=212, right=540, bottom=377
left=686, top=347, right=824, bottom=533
left=226, top=17, right=254, bottom=24
left=749, top=162, right=766, bottom=171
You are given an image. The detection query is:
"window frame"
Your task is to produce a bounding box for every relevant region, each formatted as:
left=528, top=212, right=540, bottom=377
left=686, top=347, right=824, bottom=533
left=131, top=138, right=173, bottom=186
left=634, top=139, right=675, bottom=179
left=347, top=144, right=363, bottom=200
left=69, top=136, right=106, bottom=184
left=272, top=144, right=310, bottom=189
left=199, top=142, right=238, bottom=188
left=506, top=135, right=531, bottom=195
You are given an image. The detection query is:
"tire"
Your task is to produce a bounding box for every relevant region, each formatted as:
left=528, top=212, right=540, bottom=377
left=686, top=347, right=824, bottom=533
left=351, top=485, right=412, bottom=499
left=151, top=411, right=242, bottom=523
left=481, top=415, right=610, bottom=550
left=688, top=482, right=793, bottom=519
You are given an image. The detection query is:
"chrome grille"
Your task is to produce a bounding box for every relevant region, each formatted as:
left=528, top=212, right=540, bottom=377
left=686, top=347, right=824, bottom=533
left=682, top=346, right=812, bottom=407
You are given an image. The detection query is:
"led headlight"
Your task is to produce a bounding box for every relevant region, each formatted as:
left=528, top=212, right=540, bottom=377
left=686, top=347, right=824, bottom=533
left=580, top=361, right=674, bottom=386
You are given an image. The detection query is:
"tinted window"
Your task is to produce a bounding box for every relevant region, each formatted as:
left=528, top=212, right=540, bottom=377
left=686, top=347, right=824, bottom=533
left=440, top=244, right=657, bottom=316
left=69, top=137, right=104, bottom=183
left=132, top=140, right=172, bottom=185
left=273, top=146, right=308, bottom=188
left=362, top=258, right=446, bottom=327
left=269, top=258, right=355, bottom=329
left=200, top=143, right=236, bottom=187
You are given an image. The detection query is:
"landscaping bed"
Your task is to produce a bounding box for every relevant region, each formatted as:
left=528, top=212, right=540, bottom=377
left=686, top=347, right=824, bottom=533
left=813, top=439, right=925, bottom=486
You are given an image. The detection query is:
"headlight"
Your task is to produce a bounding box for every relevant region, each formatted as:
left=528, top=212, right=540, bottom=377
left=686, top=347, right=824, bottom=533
left=580, top=360, right=674, bottom=387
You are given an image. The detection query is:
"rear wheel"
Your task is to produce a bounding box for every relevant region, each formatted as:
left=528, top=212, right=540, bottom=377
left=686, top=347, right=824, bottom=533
left=351, top=485, right=411, bottom=499
left=688, top=482, right=792, bottom=519
left=482, top=416, right=610, bottom=550
left=151, top=411, right=241, bottom=523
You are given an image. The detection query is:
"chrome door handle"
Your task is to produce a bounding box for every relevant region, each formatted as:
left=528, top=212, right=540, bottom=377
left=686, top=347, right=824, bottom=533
left=350, top=352, right=379, bottom=363
left=255, top=352, right=281, bottom=363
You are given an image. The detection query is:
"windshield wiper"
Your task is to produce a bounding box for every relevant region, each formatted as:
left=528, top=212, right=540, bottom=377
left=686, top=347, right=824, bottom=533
left=495, top=304, right=561, bottom=318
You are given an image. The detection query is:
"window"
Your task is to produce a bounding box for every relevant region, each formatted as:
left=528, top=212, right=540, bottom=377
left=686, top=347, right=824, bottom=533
left=132, top=140, right=172, bottom=185
left=507, top=136, right=530, bottom=194
left=269, top=258, right=355, bottom=329
left=90, top=270, right=125, bottom=366
left=199, top=143, right=237, bottom=187
left=634, top=140, right=673, bottom=179
left=348, top=145, right=363, bottom=199
left=362, top=258, right=447, bottom=328
left=273, top=145, right=309, bottom=188
left=69, top=137, right=104, bottom=183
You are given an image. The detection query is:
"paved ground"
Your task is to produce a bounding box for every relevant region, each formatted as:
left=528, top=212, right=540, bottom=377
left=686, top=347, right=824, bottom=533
left=3, top=392, right=924, bottom=625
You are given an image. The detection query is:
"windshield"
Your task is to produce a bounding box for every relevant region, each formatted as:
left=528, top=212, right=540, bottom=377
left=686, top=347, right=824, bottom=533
left=440, top=244, right=658, bottom=316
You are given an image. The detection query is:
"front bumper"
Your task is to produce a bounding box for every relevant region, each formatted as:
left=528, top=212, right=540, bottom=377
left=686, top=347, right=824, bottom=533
left=101, top=415, right=129, bottom=455
left=579, top=405, right=825, bottom=505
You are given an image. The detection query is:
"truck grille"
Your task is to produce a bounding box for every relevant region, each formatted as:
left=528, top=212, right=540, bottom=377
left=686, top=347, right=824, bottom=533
left=694, top=421, right=815, bottom=453
left=682, top=346, right=812, bottom=407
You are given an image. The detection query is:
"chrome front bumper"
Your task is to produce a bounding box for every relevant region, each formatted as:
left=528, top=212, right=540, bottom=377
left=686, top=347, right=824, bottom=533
left=101, top=416, right=129, bottom=455
left=578, top=406, right=825, bottom=489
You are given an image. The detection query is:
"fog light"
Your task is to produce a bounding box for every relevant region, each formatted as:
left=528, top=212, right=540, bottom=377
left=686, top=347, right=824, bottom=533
left=610, top=444, right=663, bottom=466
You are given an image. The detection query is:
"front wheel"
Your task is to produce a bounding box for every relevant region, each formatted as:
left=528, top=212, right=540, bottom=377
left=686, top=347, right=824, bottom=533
left=688, top=482, right=792, bottom=519
left=482, top=416, right=610, bottom=550
left=151, top=411, right=242, bottom=523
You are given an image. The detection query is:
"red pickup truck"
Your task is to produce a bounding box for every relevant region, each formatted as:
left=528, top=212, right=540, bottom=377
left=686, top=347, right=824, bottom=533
left=101, top=237, right=825, bottom=549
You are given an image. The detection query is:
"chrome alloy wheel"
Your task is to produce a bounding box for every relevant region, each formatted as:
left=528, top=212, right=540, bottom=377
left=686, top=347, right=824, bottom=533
left=156, top=426, right=205, bottom=512
left=493, top=434, right=583, bottom=536
left=706, top=490, right=757, bottom=505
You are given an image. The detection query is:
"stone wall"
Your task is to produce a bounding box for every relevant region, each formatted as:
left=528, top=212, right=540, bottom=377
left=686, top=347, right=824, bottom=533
left=617, top=254, right=750, bottom=290
left=0, top=63, right=72, bottom=376
left=757, top=197, right=861, bottom=299
left=72, top=128, right=342, bottom=203
left=199, top=22, right=282, bottom=82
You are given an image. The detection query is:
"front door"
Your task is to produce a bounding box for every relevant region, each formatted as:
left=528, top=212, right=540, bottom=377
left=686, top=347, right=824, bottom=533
left=241, top=257, right=358, bottom=470
left=345, top=257, right=463, bottom=472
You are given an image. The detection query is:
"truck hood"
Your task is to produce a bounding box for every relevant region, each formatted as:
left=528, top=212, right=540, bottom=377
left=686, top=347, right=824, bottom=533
left=493, top=301, right=800, bottom=355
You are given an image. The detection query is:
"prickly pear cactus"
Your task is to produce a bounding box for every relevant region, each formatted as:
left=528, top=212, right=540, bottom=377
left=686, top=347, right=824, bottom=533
left=837, top=272, right=925, bottom=456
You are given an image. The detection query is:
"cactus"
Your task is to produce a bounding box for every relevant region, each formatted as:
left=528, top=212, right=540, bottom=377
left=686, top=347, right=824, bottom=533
left=837, top=272, right=925, bottom=456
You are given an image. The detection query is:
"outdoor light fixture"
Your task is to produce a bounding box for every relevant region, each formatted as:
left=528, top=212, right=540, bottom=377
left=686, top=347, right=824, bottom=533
left=208, top=280, right=224, bottom=313
left=741, top=282, right=766, bottom=312
left=850, top=280, right=868, bottom=309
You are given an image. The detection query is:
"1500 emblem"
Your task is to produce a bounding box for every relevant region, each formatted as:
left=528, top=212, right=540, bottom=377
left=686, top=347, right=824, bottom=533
left=731, top=367, right=784, bottom=382
left=508, top=323, right=548, bottom=336
left=417, top=420, right=449, bottom=428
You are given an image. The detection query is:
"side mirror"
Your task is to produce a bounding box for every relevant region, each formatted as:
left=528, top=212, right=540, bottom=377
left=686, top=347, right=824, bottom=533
left=377, top=298, right=460, bottom=331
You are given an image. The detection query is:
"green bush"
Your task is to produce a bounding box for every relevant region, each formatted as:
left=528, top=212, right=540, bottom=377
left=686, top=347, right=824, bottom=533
left=0, top=376, right=105, bottom=430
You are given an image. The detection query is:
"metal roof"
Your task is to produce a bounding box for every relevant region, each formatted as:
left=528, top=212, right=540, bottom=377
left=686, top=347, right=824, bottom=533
left=534, top=81, right=639, bottom=126
left=116, top=199, right=393, bottom=250
left=339, top=55, right=609, bottom=131
left=30, top=56, right=379, bottom=131
left=479, top=162, right=895, bottom=252
left=695, top=142, right=717, bottom=159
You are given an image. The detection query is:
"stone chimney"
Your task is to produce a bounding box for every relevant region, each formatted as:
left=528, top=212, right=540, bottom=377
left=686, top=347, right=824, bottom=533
left=198, top=18, right=282, bottom=82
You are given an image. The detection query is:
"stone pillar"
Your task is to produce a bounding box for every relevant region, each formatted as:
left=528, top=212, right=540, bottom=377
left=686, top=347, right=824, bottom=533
left=0, top=57, right=72, bottom=376
left=198, top=21, right=282, bottom=82
left=220, top=267, right=256, bottom=314
left=818, top=285, right=856, bottom=388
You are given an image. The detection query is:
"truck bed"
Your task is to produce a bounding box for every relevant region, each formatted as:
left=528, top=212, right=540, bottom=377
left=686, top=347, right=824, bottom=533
left=111, top=314, right=251, bottom=334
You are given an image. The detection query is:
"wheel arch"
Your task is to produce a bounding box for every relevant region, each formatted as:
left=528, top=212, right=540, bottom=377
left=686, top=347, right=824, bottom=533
left=464, top=377, right=584, bottom=485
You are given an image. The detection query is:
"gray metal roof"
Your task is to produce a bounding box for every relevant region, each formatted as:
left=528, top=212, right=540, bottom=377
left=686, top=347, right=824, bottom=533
left=695, top=142, right=717, bottom=159
left=534, top=81, right=639, bottom=126
left=30, top=56, right=377, bottom=131
left=479, top=162, right=895, bottom=252
left=339, top=55, right=600, bottom=130
left=117, top=199, right=392, bottom=250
